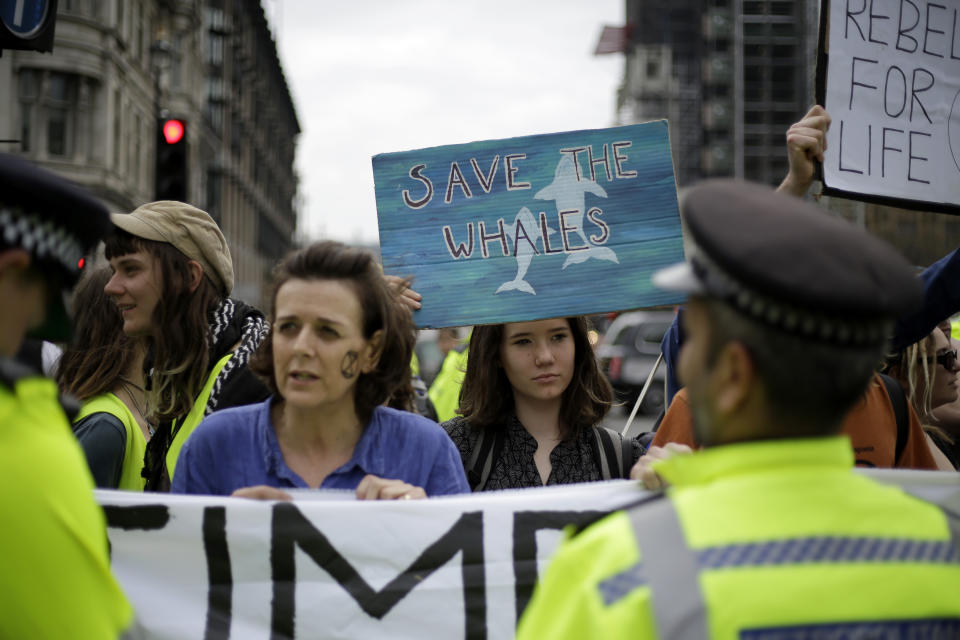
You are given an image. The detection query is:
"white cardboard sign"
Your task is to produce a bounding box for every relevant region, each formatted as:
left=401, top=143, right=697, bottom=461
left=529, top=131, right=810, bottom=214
left=820, top=0, right=960, bottom=210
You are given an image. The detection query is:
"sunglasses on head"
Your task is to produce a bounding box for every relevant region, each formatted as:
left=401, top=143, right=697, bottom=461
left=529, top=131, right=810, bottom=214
left=923, top=349, right=959, bottom=371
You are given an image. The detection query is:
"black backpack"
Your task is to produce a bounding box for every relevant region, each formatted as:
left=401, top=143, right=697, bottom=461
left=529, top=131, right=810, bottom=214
left=466, top=426, right=635, bottom=491
left=878, top=372, right=910, bottom=465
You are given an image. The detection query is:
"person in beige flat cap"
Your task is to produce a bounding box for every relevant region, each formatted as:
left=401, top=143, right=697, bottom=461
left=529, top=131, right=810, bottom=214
left=104, top=200, right=270, bottom=491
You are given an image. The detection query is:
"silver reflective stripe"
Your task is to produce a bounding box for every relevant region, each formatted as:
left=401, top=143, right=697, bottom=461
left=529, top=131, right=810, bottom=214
left=696, top=536, right=960, bottom=568
left=598, top=559, right=646, bottom=606
left=626, top=497, right=709, bottom=640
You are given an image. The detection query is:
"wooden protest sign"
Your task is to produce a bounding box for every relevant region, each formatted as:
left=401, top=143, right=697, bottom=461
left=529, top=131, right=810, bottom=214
left=816, top=0, right=960, bottom=212
left=372, top=122, right=684, bottom=328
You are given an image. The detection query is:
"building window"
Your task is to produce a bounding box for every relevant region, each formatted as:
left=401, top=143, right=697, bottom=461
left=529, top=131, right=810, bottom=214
left=17, top=69, right=96, bottom=160
left=46, top=73, right=78, bottom=157
left=47, top=112, right=67, bottom=155
left=205, top=75, right=224, bottom=131
left=646, top=50, right=661, bottom=78
left=112, top=89, right=122, bottom=172
left=132, top=112, right=142, bottom=188
left=19, top=108, right=31, bottom=153
left=132, top=0, right=141, bottom=62
left=60, top=0, right=97, bottom=18
left=17, top=70, right=37, bottom=153
left=206, top=167, right=222, bottom=222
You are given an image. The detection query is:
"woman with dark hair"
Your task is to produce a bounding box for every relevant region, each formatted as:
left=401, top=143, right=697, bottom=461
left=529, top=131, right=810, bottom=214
left=56, top=266, right=151, bottom=489
left=104, top=201, right=270, bottom=491
left=171, top=241, right=469, bottom=499
left=443, top=316, right=643, bottom=491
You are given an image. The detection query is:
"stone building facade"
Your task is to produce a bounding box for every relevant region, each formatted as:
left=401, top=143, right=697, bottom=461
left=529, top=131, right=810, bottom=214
left=614, top=0, right=815, bottom=187
left=0, top=0, right=299, bottom=306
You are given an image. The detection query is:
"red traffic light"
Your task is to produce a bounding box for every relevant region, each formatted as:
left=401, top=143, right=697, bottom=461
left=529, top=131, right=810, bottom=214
left=162, top=119, right=185, bottom=145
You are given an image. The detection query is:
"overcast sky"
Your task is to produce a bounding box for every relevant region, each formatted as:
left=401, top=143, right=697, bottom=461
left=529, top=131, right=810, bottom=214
left=266, top=0, right=625, bottom=246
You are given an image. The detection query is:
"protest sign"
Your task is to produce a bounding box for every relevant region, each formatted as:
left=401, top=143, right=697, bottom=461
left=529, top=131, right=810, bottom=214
left=101, top=481, right=642, bottom=640
left=99, top=471, right=958, bottom=639
left=372, top=122, right=684, bottom=328
left=817, top=0, right=960, bottom=212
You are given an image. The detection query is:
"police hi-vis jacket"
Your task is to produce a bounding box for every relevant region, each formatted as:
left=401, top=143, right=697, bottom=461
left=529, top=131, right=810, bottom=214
left=517, top=437, right=960, bottom=639
left=0, top=364, right=133, bottom=638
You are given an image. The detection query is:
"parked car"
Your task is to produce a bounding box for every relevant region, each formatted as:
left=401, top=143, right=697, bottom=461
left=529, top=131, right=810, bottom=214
left=595, top=310, right=675, bottom=415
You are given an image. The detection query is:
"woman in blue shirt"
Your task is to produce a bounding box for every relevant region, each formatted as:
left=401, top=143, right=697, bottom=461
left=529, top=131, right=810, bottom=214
left=171, top=241, right=469, bottom=499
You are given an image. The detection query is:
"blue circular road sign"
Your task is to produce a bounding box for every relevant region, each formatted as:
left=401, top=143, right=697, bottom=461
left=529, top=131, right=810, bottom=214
left=1, top=0, right=50, bottom=38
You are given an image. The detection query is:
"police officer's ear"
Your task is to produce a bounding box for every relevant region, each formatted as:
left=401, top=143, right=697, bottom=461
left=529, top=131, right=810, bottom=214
left=185, top=259, right=204, bottom=293
left=710, top=339, right=756, bottom=416
left=0, top=248, right=32, bottom=279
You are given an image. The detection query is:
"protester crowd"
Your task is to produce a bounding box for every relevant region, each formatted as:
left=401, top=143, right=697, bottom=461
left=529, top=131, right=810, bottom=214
left=2, top=103, right=959, bottom=638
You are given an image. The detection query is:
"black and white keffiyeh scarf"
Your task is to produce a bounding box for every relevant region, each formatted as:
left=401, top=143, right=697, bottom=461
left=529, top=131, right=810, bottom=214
left=205, top=298, right=269, bottom=414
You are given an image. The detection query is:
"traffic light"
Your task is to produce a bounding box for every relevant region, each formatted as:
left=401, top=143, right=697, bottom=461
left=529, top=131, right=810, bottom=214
left=156, top=117, right=187, bottom=201
left=0, top=0, right=59, bottom=53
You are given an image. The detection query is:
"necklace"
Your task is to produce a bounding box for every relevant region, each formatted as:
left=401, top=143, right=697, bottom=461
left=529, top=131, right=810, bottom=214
left=117, top=377, right=153, bottom=435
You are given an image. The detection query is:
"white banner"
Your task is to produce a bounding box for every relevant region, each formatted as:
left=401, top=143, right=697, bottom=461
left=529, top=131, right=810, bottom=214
left=99, top=481, right=646, bottom=640
left=101, top=470, right=959, bottom=639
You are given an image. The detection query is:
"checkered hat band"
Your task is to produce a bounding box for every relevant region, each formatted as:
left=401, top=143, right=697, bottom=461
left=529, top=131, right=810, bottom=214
left=0, top=206, right=84, bottom=278
left=692, top=255, right=892, bottom=346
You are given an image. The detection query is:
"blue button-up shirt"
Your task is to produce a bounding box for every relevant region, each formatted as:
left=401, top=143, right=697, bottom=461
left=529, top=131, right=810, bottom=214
left=171, top=398, right=469, bottom=496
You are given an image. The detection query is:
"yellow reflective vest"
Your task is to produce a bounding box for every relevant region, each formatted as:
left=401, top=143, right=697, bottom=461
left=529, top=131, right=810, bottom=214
left=518, top=437, right=960, bottom=639
left=166, top=352, right=233, bottom=482
left=0, top=369, right=132, bottom=638
left=428, top=344, right=469, bottom=423
left=75, top=392, right=148, bottom=491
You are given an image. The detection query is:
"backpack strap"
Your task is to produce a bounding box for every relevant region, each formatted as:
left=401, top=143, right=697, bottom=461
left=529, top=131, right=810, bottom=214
left=878, top=372, right=909, bottom=465
left=593, top=426, right=633, bottom=480
left=632, top=407, right=667, bottom=453
left=466, top=427, right=504, bottom=491
left=618, top=429, right=635, bottom=477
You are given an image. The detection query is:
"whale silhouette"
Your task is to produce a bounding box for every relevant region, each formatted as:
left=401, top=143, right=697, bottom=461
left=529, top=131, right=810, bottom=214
left=496, top=207, right=555, bottom=296
left=535, top=156, right=618, bottom=269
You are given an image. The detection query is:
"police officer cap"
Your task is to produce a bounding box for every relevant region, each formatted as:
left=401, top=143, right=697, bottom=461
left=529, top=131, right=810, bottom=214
left=654, top=179, right=922, bottom=346
left=0, top=153, right=112, bottom=339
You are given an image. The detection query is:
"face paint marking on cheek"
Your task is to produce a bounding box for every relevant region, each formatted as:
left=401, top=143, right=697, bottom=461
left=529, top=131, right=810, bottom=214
left=341, top=351, right=360, bottom=379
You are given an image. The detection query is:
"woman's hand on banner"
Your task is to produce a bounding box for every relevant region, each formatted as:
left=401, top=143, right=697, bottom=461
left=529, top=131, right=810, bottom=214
left=232, top=485, right=294, bottom=501
left=356, top=474, right=427, bottom=500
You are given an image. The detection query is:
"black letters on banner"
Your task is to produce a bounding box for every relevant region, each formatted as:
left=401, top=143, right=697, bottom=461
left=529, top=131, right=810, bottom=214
left=105, top=502, right=620, bottom=638
left=103, top=504, right=170, bottom=559
left=203, top=507, right=233, bottom=640
left=511, top=510, right=608, bottom=623
left=103, top=504, right=171, bottom=531
left=270, top=504, right=487, bottom=640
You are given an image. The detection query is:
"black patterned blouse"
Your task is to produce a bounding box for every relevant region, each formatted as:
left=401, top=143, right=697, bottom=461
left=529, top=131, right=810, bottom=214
left=442, top=414, right=644, bottom=491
